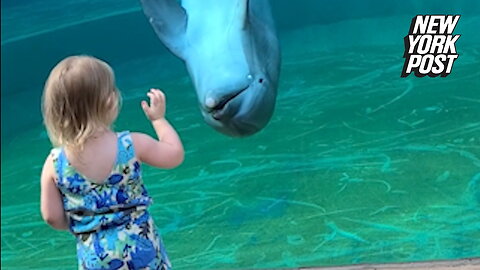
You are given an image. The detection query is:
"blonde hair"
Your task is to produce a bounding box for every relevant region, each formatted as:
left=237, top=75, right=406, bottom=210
left=42, top=55, right=121, bottom=150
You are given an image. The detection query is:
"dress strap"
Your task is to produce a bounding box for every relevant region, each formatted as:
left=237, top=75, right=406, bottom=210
left=50, top=148, right=66, bottom=180
left=117, top=131, right=136, bottom=165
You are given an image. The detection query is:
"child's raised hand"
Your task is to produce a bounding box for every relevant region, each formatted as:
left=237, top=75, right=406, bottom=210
left=141, top=88, right=166, bottom=121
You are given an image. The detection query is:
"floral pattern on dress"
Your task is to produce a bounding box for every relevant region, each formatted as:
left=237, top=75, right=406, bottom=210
left=51, top=131, right=171, bottom=270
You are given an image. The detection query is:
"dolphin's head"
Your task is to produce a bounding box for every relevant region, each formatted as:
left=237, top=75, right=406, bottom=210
left=141, top=0, right=280, bottom=136
left=183, top=0, right=281, bottom=137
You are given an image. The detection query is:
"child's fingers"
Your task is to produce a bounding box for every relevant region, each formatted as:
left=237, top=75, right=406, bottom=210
left=151, top=88, right=160, bottom=99
left=141, top=100, right=149, bottom=114
left=147, top=92, right=157, bottom=106
left=158, top=89, right=165, bottom=98
left=154, top=91, right=163, bottom=103
left=155, top=90, right=165, bottom=104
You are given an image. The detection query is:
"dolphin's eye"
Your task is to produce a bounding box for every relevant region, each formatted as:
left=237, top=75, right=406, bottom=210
left=259, top=78, right=264, bottom=83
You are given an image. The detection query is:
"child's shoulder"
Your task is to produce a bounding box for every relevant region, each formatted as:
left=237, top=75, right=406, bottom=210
left=45, top=147, right=65, bottom=171
left=126, top=131, right=149, bottom=140
left=117, top=131, right=149, bottom=157
left=128, top=132, right=152, bottom=145
left=117, top=130, right=139, bottom=145
left=41, top=147, right=62, bottom=180
left=125, top=132, right=154, bottom=156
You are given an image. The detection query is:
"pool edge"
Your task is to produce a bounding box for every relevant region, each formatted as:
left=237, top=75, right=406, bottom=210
left=298, top=258, right=480, bottom=270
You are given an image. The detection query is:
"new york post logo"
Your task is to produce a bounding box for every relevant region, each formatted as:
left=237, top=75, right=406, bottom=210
left=401, top=15, right=460, bottom=77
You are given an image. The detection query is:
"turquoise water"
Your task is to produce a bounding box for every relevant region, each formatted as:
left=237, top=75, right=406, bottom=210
left=2, top=1, right=480, bottom=269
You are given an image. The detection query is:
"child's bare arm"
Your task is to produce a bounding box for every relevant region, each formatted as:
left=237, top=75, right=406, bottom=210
left=132, top=89, right=184, bottom=168
left=40, top=154, right=69, bottom=230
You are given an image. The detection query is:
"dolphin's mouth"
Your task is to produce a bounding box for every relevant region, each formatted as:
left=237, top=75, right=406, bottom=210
left=208, top=87, right=248, bottom=120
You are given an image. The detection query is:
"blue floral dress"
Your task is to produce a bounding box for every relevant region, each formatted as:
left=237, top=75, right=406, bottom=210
left=50, top=131, right=172, bottom=270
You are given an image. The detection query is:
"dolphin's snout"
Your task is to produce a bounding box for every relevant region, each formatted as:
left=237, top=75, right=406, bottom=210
left=204, top=87, right=248, bottom=121
left=201, top=78, right=276, bottom=137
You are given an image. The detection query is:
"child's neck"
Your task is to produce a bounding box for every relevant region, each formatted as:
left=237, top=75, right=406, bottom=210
left=65, top=127, right=113, bottom=153
left=90, top=127, right=112, bottom=140
left=63, top=128, right=119, bottom=181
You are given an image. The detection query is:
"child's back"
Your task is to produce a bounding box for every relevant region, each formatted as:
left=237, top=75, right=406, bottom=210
left=40, top=56, right=184, bottom=270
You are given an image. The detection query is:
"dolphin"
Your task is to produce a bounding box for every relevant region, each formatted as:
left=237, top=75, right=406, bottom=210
left=140, top=0, right=281, bottom=137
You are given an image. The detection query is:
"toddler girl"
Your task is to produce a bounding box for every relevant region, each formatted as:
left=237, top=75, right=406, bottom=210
left=40, top=55, right=184, bottom=269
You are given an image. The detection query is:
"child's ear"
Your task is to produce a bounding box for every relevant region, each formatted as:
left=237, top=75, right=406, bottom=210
left=107, top=90, right=120, bottom=107
left=113, top=88, right=123, bottom=109
left=106, top=91, right=120, bottom=120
